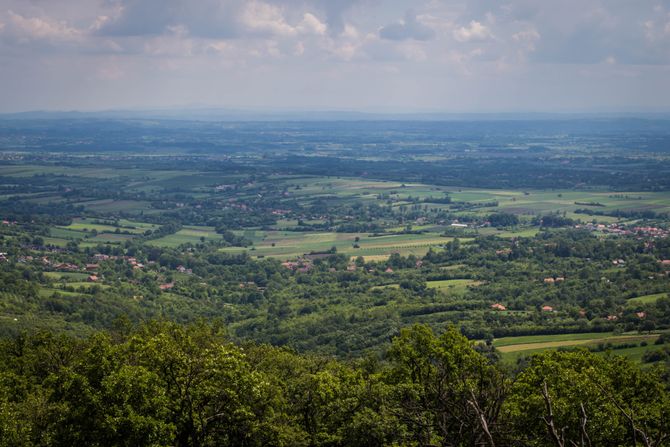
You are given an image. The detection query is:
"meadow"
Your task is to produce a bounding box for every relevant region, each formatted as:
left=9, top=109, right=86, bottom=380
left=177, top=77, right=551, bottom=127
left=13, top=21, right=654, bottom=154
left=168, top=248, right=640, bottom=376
left=148, top=226, right=223, bottom=247
left=220, top=230, right=460, bottom=260
left=493, top=332, right=664, bottom=363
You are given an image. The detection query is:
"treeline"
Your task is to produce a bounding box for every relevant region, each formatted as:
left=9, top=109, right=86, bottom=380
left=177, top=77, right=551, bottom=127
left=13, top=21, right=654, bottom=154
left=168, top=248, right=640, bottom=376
left=575, top=208, right=669, bottom=220
left=0, top=321, right=668, bottom=446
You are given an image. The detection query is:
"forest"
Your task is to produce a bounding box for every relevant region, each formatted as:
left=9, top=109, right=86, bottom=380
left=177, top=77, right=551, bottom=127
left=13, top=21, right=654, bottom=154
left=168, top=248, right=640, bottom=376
left=1, top=320, right=669, bottom=447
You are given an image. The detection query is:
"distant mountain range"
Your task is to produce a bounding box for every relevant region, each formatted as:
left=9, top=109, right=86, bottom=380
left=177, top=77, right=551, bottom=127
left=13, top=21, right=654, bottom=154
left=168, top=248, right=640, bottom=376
left=1, top=108, right=669, bottom=122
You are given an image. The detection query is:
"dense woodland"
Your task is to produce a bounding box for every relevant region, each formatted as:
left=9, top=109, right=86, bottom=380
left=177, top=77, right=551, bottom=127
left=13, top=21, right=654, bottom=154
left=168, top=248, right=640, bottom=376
left=1, top=321, right=669, bottom=447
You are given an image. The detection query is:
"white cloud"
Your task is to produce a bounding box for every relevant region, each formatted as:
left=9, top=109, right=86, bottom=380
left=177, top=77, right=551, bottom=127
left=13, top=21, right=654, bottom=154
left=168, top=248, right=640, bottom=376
left=341, top=24, right=360, bottom=40
left=297, top=13, right=327, bottom=36
left=512, top=28, right=540, bottom=51
left=379, top=10, right=435, bottom=41
left=241, top=1, right=296, bottom=37
left=453, top=20, right=491, bottom=42
left=7, top=11, right=83, bottom=42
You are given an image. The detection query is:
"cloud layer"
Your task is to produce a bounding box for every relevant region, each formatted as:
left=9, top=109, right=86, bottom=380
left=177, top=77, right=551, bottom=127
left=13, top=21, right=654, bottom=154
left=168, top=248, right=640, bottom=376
left=0, top=0, right=668, bottom=112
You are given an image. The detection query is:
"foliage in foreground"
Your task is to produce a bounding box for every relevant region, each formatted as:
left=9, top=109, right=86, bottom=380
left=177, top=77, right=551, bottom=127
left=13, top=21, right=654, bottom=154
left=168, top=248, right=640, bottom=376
left=0, top=321, right=669, bottom=446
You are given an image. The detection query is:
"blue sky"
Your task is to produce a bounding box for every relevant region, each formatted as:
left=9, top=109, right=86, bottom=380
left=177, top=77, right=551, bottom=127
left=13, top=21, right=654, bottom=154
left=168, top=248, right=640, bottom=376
left=0, top=0, right=669, bottom=113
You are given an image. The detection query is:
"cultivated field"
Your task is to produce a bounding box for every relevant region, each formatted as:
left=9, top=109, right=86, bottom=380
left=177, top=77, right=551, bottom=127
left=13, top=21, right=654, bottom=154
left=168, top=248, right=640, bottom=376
left=493, top=332, right=664, bottom=363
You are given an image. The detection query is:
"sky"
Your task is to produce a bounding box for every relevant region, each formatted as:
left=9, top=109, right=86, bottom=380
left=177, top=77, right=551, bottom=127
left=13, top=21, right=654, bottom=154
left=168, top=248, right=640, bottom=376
left=0, top=0, right=669, bottom=113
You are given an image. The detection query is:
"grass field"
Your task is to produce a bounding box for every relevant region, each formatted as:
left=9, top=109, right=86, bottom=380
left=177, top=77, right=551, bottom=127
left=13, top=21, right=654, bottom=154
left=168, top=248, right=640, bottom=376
left=627, top=293, right=668, bottom=306
left=43, top=272, right=89, bottom=281
left=75, top=199, right=153, bottom=213
left=221, top=231, right=461, bottom=260
left=59, top=218, right=158, bottom=234
left=426, top=279, right=482, bottom=295
left=493, top=332, right=662, bottom=363
left=47, top=218, right=160, bottom=246
left=148, top=226, right=223, bottom=248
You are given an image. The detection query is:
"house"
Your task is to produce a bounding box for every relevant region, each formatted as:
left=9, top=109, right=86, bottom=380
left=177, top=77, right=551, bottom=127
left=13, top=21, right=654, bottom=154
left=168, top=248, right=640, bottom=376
left=543, top=277, right=555, bottom=284
left=159, top=282, right=175, bottom=291
left=607, top=315, right=618, bottom=321
left=87, top=275, right=99, bottom=282
left=491, top=303, right=507, bottom=311
left=55, top=263, right=79, bottom=271
left=385, top=267, right=394, bottom=273
left=541, top=305, right=554, bottom=312
left=555, top=277, right=565, bottom=282
left=281, top=261, right=299, bottom=270
left=636, top=311, right=647, bottom=319
left=0, top=253, right=7, bottom=263
left=93, top=254, right=110, bottom=261
left=346, top=264, right=357, bottom=272
left=176, top=265, right=187, bottom=273
left=86, top=263, right=99, bottom=271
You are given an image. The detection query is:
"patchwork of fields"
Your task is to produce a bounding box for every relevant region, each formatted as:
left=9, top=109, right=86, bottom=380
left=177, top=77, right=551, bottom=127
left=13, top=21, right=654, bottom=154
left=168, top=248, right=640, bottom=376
left=493, top=332, right=664, bottom=363
left=220, top=230, right=461, bottom=260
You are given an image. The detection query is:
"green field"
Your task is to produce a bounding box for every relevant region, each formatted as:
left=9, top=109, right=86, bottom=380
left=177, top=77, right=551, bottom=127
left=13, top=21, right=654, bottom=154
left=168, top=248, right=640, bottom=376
left=148, top=226, right=223, bottom=247
left=494, top=332, right=662, bottom=363
left=43, top=272, right=89, bottom=281
left=426, top=279, right=482, bottom=295
left=220, top=231, right=461, bottom=260
left=59, top=218, right=158, bottom=234
left=627, top=293, right=669, bottom=306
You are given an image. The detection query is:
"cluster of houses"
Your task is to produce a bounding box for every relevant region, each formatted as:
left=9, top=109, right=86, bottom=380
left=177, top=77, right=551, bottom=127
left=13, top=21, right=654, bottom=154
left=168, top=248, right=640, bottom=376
left=490, top=303, right=554, bottom=312
left=176, top=265, right=193, bottom=274
left=281, top=260, right=313, bottom=273
left=543, top=276, right=565, bottom=284
left=576, top=223, right=670, bottom=238
left=607, top=311, right=647, bottom=321
left=271, top=209, right=292, bottom=216
left=92, top=253, right=146, bottom=269
left=491, top=303, right=650, bottom=322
